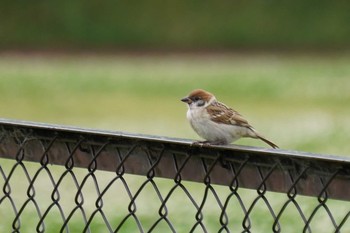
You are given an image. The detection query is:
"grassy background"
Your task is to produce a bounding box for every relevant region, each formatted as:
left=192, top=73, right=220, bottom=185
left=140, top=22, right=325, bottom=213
left=1, top=52, right=350, bottom=155
left=1, top=52, right=350, bottom=232
left=2, top=1, right=350, bottom=231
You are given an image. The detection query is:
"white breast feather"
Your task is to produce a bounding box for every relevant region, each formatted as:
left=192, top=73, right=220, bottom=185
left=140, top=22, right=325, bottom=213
left=187, top=107, right=246, bottom=144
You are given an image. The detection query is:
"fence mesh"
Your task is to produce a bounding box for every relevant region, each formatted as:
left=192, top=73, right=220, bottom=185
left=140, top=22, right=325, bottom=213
left=0, top=119, right=350, bottom=232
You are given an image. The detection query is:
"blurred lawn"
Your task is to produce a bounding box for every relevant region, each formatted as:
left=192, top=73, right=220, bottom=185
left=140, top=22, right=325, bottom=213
left=1, top=52, right=349, bottom=156
left=1, top=52, right=350, bottom=232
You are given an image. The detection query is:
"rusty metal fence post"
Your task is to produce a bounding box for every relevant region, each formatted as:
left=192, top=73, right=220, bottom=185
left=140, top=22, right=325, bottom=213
left=0, top=119, right=349, bottom=232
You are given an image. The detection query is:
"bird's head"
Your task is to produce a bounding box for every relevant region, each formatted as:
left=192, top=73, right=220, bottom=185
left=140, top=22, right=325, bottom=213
left=181, top=89, right=216, bottom=109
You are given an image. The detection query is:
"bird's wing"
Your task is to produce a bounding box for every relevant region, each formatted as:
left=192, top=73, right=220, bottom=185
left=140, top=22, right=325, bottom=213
left=207, top=101, right=279, bottom=148
left=207, top=101, right=251, bottom=127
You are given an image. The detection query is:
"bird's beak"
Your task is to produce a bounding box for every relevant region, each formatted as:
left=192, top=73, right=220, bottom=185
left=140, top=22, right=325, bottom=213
left=181, top=97, right=192, bottom=104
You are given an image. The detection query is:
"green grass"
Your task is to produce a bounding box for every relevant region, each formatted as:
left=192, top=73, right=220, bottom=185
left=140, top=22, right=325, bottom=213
left=1, top=53, right=350, bottom=155
left=1, top=53, right=350, bottom=232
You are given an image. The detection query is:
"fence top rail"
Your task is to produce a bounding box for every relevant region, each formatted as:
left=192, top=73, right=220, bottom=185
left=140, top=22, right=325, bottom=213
left=1, top=118, right=350, bottom=201
left=1, top=118, right=349, bottom=163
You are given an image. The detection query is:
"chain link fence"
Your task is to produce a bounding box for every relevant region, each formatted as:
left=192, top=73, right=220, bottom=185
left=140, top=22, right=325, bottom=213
left=0, top=119, right=349, bottom=232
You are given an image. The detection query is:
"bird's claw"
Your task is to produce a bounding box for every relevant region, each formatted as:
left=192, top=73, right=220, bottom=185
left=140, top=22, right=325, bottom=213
left=191, top=140, right=212, bottom=147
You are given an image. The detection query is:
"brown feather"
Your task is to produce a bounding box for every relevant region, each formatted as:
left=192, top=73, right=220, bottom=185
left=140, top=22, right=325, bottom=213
left=256, top=134, right=279, bottom=149
left=208, top=101, right=278, bottom=149
left=248, top=127, right=279, bottom=148
left=187, top=89, right=214, bottom=102
left=207, top=101, right=251, bottom=127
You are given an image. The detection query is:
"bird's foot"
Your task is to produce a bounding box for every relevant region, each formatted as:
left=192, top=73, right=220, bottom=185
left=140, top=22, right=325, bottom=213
left=191, top=140, right=225, bottom=147
left=191, top=140, right=211, bottom=147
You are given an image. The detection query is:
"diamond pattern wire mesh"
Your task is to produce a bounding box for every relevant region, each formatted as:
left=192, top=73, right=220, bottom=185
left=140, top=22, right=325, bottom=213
left=0, top=119, right=350, bottom=233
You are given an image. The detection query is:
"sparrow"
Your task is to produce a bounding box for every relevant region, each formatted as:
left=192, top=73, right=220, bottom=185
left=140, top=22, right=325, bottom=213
left=181, top=89, right=278, bottom=149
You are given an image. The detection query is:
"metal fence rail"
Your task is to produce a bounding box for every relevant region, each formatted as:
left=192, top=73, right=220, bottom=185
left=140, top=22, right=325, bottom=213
left=0, top=118, right=349, bottom=232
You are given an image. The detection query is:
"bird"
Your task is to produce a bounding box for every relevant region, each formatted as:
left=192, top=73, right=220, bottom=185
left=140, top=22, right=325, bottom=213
left=181, top=89, right=278, bottom=149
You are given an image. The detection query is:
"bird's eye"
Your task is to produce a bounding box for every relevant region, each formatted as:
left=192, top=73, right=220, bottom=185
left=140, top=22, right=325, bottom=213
left=193, top=97, right=201, bottom=101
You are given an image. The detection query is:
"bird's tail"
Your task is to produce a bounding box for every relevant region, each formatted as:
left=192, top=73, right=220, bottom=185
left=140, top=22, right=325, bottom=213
left=248, top=128, right=279, bottom=149
left=256, top=134, right=279, bottom=149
